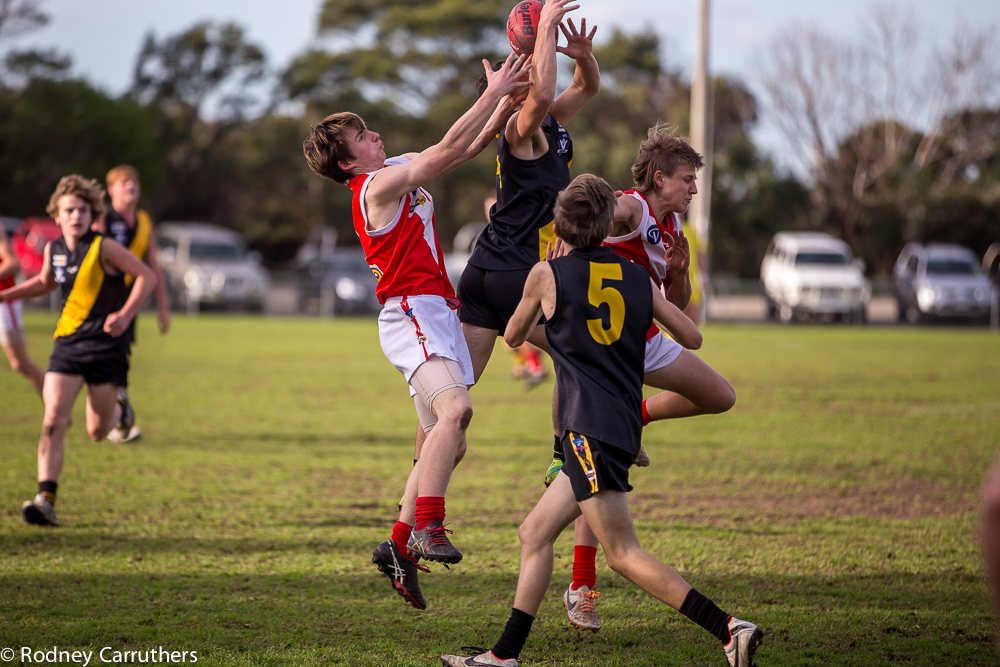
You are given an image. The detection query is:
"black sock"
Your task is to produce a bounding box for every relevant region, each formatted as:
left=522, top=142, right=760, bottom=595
left=491, top=607, right=535, bottom=660
left=552, top=434, right=564, bottom=461
left=680, top=588, right=731, bottom=644
left=38, top=480, right=58, bottom=504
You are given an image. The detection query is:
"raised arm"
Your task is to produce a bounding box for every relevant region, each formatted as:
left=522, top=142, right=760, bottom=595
left=505, top=261, right=555, bottom=348
left=651, top=278, right=701, bottom=350
left=365, top=54, right=530, bottom=212
left=507, top=0, right=578, bottom=153
left=549, top=16, right=600, bottom=125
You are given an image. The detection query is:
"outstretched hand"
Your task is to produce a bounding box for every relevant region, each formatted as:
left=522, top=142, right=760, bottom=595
left=482, top=53, right=532, bottom=99
left=539, top=0, right=580, bottom=30
left=665, top=230, right=691, bottom=275
left=557, top=17, right=597, bottom=60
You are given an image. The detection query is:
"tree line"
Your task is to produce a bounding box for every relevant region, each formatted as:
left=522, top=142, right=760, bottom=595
left=0, top=0, right=997, bottom=278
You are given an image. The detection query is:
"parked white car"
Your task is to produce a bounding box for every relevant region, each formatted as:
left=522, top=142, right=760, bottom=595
left=760, top=232, right=871, bottom=323
left=893, top=242, right=992, bottom=323
left=157, top=222, right=270, bottom=313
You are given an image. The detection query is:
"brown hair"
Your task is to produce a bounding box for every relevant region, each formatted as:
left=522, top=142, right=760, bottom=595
left=554, top=174, right=616, bottom=248
left=303, top=112, right=367, bottom=184
left=46, top=174, right=106, bottom=220
left=106, top=164, right=139, bottom=188
left=631, top=123, right=704, bottom=193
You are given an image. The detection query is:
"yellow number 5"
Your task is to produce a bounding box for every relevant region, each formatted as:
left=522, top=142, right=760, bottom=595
left=587, top=263, right=625, bottom=345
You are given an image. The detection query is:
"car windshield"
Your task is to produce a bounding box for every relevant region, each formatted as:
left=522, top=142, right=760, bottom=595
left=794, top=252, right=850, bottom=266
left=926, top=258, right=978, bottom=276
left=189, top=241, right=246, bottom=261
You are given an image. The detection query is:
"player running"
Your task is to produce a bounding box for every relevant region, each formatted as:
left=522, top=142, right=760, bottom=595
left=555, top=128, right=738, bottom=632
left=0, top=175, right=156, bottom=527
left=440, top=174, right=762, bottom=667
left=91, top=165, right=171, bottom=443
left=302, top=54, right=530, bottom=610
left=0, top=224, right=45, bottom=395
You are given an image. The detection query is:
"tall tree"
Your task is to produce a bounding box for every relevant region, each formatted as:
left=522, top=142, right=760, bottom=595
left=0, top=0, right=47, bottom=40
left=755, top=3, right=1000, bottom=265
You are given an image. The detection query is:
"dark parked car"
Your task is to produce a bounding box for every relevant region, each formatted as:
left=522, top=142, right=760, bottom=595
left=297, top=249, right=380, bottom=316
left=893, top=242, right=992, bottom=323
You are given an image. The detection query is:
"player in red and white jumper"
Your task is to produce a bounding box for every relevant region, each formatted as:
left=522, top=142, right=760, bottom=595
left=557, top=127, right=738, bottom=633
left=302, top=53, right=530, bottom=611
left=0, top=224, right=45, bottom=395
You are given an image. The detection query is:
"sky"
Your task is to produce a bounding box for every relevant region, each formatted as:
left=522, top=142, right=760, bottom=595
left=3, top=0, right=999, bottom=169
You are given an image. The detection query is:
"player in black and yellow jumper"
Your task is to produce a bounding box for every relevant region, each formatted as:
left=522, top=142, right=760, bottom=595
left=0, top=175, right=156, bottom=527
left=91, top=165, right=171, bottom=443
left=441, top=175, right=762, bottom=667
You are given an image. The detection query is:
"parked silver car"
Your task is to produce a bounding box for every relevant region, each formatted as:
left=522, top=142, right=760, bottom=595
left=893, top=242, right=992, bottom=323
left=157, top=222, right=269, bottom=313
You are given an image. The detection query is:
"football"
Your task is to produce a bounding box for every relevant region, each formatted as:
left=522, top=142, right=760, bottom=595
left=507, top=0, right=544, bottom=56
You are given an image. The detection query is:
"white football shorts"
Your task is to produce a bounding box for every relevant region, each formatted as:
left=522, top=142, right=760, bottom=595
left=0, top=299, right=25, bottom=346
left=644, top=331, right=683, bottom=373
left=378, top=294, right=476, bottom=392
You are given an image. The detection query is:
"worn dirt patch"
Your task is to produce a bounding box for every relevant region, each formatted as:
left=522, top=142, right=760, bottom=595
left=628, top=477, right=979, bottom=523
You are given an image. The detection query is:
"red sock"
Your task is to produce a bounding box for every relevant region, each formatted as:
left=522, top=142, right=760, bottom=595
left=641, top=399, right=652, bottom=427
left=572, top=545, right=598, bottom=590
left=524, top=347, right=542, bottom=373
left=414, top=496, right=445, bottom=531
left=392, top=521, right=414, bottom=560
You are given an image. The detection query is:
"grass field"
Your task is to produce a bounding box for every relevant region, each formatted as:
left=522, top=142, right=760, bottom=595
left=0, top=312, right=997, bottom=666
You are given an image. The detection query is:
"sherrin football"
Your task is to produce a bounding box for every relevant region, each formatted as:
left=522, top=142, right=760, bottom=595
left=507, top=0, right=544, bottom=56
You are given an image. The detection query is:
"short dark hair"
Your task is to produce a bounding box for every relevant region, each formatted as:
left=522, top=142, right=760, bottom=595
left=303, top=112, right=367, bottom=184
left=631, top=123, right=704, bottom=193
left=554, top=174, right=616, bottom=248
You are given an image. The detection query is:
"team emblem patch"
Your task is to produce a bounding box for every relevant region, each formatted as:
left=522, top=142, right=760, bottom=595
left=369, top=265, right=383, bottom=281
left=645, top=226, right=662, bottom=245
left=557, top=132, right=570, bottom=155
left=110, top=220, right=128, bottom=244
left=52, top=254, right=67, bottom=283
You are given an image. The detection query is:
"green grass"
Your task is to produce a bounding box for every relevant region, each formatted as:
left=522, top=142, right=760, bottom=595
left=1, top=313, right=997, bottom=666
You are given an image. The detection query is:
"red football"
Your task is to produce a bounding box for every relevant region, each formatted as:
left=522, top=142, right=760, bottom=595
left=507, top=0, right=544, bottom=56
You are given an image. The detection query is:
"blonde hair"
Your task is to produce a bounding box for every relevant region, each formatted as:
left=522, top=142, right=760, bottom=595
left=303, top=112, right=367, bottom=184
left=631, top=123, right=704, bottom=193
left=553, top=174, right=616, bottom=248
left=46, top=174, right=106, bottom=220
left=106, top=164, right=140, bottom=188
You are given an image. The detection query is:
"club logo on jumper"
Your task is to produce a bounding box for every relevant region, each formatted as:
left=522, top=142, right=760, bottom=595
left=645, top=225, right=662, bottom=246
left=369, top=264, right=383, bottom=282
left=110, top=220, right=129, bottom=244
left=52, top=254, right=67, bottom=283
left=557, top=130, right=570, bottom=155
left=409, top=191, right=428, bottom=215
